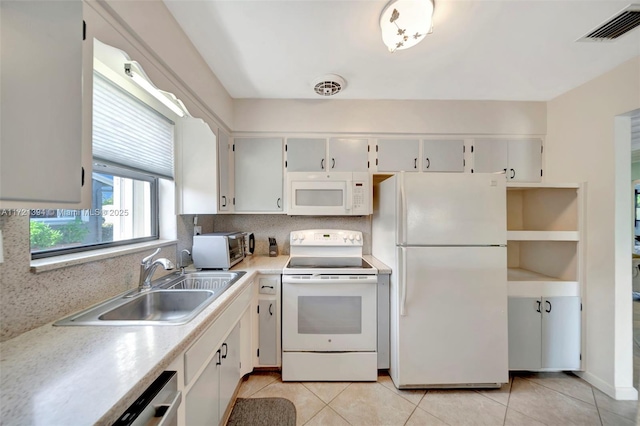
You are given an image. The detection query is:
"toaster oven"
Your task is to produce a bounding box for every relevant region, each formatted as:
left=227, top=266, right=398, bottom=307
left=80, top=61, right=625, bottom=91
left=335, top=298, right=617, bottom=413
left=192, top=232, right=245, bottom=270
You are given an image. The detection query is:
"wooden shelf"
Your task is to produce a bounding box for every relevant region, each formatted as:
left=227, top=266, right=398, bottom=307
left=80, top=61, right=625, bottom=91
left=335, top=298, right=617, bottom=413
left=507, top=230, right=579, bottom=241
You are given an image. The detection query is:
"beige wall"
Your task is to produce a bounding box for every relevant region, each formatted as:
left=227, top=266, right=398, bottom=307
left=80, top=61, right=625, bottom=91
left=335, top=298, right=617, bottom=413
left=545, top=57, right=640, bottom=399
left=234, top=99, right=546, bottom=135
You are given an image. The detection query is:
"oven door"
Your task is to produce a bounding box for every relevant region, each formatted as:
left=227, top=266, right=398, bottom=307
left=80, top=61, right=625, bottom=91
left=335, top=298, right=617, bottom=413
left=282, top=275, right=377, bottom=352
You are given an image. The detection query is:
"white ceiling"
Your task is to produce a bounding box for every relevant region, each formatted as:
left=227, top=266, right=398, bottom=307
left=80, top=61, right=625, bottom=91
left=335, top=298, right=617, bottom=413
left=163, top=0, right=640, bottom=101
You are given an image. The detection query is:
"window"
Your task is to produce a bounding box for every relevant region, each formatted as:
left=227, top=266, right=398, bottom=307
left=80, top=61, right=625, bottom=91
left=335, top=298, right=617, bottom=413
left=30, top=72, right=174, bottom=258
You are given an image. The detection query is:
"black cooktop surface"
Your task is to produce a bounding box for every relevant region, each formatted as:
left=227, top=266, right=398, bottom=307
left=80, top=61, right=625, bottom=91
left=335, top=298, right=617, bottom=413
left=286, top=257, right=374, bottom=269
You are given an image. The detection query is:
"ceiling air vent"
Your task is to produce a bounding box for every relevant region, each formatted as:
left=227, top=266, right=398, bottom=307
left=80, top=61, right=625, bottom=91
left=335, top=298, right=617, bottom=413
left=312, top=74, right=346, bottom=96
left=580, top=5, right=640, bottom=41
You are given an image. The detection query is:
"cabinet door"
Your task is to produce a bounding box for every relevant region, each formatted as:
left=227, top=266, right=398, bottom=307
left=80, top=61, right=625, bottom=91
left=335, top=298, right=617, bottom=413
left=329, top=138, right=369, bottom=172
left=176, top=118, right=217, bottom=214
left=286, top=138, right=326, bottom=171
left=376, top=139, right=419, bottom=172
left=422, top=140, right=464, bottom=172
left=258, top=299, right=278, bottom=366
left=234, top=138, right=283, bottom=212
left=472, top=139, right=508, bottom=175
left=542, top=297, right=581, bottom=369
left=508, top=138, right=542, bottom=182
left=508, top=297, right=542, bottom=370
left=218, top=129, right=231, bottom=211
left=219, top=323, right=241, bottom=422
left=186, top=349, right=221, bottom=426
left=1, top=0, right=83, bottom=204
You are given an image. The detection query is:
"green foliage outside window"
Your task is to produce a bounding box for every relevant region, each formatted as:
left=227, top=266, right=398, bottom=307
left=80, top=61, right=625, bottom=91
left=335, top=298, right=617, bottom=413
left=30, top=221, right=62, bottom=250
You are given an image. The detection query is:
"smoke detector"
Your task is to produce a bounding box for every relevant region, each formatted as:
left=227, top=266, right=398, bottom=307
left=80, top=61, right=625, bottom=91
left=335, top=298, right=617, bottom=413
left=312, top=74, right=346, bottom=96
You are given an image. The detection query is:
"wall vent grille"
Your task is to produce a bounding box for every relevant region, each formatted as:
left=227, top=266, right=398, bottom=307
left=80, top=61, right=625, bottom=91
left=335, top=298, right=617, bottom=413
left=580, top=6, right=640, bottom=41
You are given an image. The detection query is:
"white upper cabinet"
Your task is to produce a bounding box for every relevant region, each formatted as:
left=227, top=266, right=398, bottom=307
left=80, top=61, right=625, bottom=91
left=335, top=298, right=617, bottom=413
left=175, top=117, right=218, bottom=215
left=234, top=137, right=284, bottom=212
left=376, top=139, right=420, bottom=172
left=329, top=138, right=370, bottom=172
left=472, top=138, right=542, bottom=182
left=218, top=129, right=232, bottom=211
left=422, top=139, right=464, bottom=173
left=285, top=138, right=326, bottom=171
left=1, top=0, right=87, bottom=206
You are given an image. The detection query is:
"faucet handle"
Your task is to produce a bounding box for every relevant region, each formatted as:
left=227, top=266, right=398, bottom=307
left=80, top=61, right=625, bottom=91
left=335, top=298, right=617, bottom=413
left=141, top=248, right=161, bottom=266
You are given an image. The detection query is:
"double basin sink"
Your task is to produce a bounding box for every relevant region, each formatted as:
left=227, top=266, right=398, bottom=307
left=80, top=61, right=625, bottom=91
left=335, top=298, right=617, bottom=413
left=54, top=271, right=246, bottom=326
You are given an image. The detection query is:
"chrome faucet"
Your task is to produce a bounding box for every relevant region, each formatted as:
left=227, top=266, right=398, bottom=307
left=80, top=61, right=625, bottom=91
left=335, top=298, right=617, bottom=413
left=138, top=248, right=175, bottom=291
left=179, top=249, right=191, bottom=274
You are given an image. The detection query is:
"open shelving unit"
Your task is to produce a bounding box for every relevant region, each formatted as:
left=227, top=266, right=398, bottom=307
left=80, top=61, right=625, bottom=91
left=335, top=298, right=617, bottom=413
left=506, top=183, right=584, bottom=298
left=506, top=182, right=585, bottom=372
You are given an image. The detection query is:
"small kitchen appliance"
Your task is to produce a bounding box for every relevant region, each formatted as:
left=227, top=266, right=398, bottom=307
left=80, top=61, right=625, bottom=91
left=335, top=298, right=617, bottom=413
left=286, top=172, right=372, bottom=216
left=242, top=232, right=255, bottom=256
left=192, top=232, right=245, bottom=270
left=281, top=229, right=379, bottom=381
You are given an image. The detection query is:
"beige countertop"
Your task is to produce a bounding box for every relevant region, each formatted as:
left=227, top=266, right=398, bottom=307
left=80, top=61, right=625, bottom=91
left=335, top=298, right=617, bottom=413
left=0, top=256, right=288, bottom=426
left=0, top=254, right=390, bottom=426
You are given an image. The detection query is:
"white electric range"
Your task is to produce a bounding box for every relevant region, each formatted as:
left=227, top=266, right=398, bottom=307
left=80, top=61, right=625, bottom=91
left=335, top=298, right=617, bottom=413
left=281, top=229, right=378, bottom=382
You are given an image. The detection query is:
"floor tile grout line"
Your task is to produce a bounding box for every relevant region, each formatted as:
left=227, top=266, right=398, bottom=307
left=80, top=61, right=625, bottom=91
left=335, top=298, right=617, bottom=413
left=504, top=406, right=552, bottom=426
left=591, top=386, right=605, bottom=426
left=518, top=375, right=598, bottom=407
left=402, top=405, right=420, bottom=426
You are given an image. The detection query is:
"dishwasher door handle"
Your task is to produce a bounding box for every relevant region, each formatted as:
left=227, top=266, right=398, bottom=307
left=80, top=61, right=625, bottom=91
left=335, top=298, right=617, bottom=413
left=155, top=391, right=182, bottom=426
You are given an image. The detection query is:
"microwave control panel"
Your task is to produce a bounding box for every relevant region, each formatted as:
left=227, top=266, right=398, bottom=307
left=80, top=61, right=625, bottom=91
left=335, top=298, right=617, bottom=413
left=351, top=172, right=371, bottom=214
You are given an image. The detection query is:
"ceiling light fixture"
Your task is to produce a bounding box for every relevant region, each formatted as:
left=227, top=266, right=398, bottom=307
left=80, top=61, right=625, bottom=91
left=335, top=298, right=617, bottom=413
left=380, top=0, right=434, bottom=53
left=124, top=62, right=186, bottom=117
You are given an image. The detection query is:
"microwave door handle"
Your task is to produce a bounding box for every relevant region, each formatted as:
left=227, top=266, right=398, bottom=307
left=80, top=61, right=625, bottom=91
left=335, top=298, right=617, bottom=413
left=346, top=181, right=353, bottom=212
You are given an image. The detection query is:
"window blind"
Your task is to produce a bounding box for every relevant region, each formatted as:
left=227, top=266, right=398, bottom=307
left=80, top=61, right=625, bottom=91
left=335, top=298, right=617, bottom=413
left=92, top=72, right=175, bottom=179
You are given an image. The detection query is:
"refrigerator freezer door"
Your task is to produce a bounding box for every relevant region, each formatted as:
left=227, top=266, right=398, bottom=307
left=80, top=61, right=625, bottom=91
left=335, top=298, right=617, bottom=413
left=399, top=173, right=506, bottom=246
left=393, top=246, right=508, bottom=387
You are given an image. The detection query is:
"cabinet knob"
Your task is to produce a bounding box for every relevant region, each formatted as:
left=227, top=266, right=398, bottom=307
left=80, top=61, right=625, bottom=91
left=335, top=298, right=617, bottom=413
left=269, top=303, right=273, bottom=316
left=277, top=198, right=281, bottom=208
left=321, top=158, right=325, bottom=170
left=536, top=300, right=541, bottom=313
left=545, top=300, right=552, bottom=313
left=221, top=195, right=227, bottom=207
left=332, top=158, right=336, bottom=169
left=414, top=158, right=417, bottom=169
left=511, top=168, right=516, bottom=179
left=425, top=158, right=430, bottom=169
left=221, top=343, right=228, bottom=359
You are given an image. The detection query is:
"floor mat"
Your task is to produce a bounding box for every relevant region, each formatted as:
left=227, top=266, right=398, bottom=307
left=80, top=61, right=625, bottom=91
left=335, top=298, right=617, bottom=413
left=227, top=397, right=296, bottom=426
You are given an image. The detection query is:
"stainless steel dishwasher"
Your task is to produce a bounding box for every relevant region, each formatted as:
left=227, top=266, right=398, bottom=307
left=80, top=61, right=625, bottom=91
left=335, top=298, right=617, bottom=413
left=112, top=371, right=181, bottom=426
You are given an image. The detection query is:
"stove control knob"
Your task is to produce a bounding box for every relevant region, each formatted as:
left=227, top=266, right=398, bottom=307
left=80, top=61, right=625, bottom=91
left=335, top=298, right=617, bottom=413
left=299, top=233, right=305, bottom=241
left=292, top=233, right=298, bottom=241
left=348, top=234, right=355, bottom=242
left=355, top=234, right=362, bottom=242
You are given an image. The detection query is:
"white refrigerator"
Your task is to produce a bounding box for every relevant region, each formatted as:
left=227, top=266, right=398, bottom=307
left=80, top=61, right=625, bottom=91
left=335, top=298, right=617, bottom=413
left=372, top=173, right=508, bottom=388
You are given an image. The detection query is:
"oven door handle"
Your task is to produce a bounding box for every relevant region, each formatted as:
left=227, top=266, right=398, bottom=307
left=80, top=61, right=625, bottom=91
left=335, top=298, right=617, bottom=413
left=282, top=275, right=378, bottom=285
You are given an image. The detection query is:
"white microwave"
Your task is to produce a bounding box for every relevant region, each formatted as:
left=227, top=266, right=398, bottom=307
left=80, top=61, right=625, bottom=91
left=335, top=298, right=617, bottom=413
left=286, top=172, right=372, bottom=216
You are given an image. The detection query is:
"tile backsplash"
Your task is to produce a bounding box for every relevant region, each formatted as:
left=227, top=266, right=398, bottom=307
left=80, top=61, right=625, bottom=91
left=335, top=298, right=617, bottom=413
left=211, top=214, right=371, bottom=256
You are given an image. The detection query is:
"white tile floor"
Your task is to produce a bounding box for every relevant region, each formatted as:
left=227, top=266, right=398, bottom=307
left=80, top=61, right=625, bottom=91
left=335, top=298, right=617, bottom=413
left=229, top=302, right=640, bottom=426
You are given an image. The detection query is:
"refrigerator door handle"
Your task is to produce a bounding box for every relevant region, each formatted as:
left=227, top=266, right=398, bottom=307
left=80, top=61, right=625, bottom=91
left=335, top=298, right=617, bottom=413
left=400, top=248, right=407, bottom=316
left=399, top=177, right=407, bottom=245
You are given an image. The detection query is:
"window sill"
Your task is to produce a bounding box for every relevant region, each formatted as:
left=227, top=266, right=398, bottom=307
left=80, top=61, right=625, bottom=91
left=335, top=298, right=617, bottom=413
left=30, top=239, right=177, bottom=274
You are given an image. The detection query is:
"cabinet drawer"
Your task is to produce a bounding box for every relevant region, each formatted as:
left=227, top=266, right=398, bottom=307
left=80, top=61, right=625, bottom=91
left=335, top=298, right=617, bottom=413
left=184, top=283, right=252, bottom=385
left=258, top=276, right=279, bottom=295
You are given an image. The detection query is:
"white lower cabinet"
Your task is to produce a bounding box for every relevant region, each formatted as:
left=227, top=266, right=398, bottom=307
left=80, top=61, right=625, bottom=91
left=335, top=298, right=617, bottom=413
left=508, top=296, right=581, bottom=371
left=254, top=275, right=281, bottom=367
left=172, top=283, right=253, bottom=426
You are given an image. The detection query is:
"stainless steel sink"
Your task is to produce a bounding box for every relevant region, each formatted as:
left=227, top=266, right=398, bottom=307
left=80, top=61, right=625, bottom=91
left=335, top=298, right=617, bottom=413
left=54, top=270, right=247, bottom=326
left=99, top=290, right=215, bottom=322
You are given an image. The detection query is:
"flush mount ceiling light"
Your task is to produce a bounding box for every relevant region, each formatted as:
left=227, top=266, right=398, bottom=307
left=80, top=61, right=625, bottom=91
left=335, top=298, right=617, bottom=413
left=380, top=0, right=434, bottom=53
left=124, top=62, right=187, bottom=117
